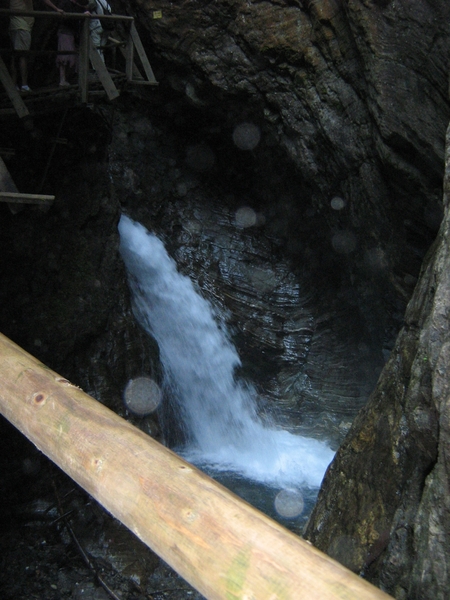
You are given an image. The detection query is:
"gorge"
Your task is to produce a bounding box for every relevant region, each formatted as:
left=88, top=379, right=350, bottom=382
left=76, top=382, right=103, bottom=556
left=1, top=1, right=450, bottom=599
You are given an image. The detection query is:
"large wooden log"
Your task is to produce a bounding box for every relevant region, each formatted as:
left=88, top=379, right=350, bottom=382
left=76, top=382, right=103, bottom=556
left=0, top=332, right=392, bottom=600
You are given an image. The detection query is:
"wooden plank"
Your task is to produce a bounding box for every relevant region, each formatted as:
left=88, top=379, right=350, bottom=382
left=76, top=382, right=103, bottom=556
left=0, top=9, right=133, bottom=21
left=129, top=21, right=158, bottom=84
left=0, top=155, right=22, bottom=214
left=0, top=192, right=54, bottom=204
left=126, top=79, right=158, bottom=86
left=0, top=332, right=394, bottom=600
left=116, top=48, right=158, bottom=85
left=78, top=20, right=90, bottom=103
left=0, top=55, right=30, bottom=119
left=118, top=45, right=144, bottom=81
left=0, top=148, right=16, bottom=158
left=124, top=29, right=134, bottom=82
left=89, top=39, right=120, bottom=101
left=0, top=156, right=18, bottom=193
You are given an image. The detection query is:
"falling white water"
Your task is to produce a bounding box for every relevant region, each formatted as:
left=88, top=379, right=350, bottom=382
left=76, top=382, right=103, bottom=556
left=118, top=215, right=334, bottom=488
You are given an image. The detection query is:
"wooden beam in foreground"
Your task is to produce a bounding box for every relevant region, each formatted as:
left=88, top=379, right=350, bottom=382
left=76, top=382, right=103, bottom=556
left=0, top=332, right=393, bottom=600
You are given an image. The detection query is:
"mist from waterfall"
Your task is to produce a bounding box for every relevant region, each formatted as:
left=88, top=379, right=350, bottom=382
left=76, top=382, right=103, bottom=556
left=118, top=215, right=334, bottom=489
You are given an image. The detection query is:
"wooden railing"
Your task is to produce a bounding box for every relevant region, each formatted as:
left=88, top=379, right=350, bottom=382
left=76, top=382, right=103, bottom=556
left=0, top=332, right=393, bottom=600
left=0, top=8, right=157, bottom=118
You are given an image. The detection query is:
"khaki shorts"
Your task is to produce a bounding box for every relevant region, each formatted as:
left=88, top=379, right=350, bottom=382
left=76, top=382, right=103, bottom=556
left=10, top=29, right=32, bottom=53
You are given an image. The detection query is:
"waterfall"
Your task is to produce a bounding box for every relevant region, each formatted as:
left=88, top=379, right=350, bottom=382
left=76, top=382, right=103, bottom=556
left=118, top=215, right=334, bottom=489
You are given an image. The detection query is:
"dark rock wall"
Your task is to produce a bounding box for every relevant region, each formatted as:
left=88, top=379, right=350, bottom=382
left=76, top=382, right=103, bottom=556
left=125, top=0, right=449, bottom=291
left=0, top=108, right=161, bottom=433
left=304, top=125, right=450, bottom=600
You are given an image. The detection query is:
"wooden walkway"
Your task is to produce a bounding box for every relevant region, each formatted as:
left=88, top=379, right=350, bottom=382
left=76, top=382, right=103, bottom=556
left=0, top=9, right=158, bottom=116
left=0, top=8, right=158, bottom=206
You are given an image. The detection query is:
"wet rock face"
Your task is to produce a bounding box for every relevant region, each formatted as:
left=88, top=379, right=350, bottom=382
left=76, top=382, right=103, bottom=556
left=304, top=125, right=450, bottom=600
left=114, top=2, right=450, bottom=425
left=122, top=0, right=449, bottom=287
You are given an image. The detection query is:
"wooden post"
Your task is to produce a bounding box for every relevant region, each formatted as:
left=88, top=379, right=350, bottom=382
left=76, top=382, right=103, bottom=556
left=88, top=38, right=120, bottom=101
left=129, top=21, right=158, bottom=84
left=125, top=26, right=134, bottom=82
left=0, top=332, right=393, bottom=600
left=118, top=45, right=145, bottom=81
left=79, top=19, right=90, bottom=103
left=0, top=158, right=54, bottom=207
left=0, top=155, right=22, bottom=214
left=0, top=55, right=30, bottom=119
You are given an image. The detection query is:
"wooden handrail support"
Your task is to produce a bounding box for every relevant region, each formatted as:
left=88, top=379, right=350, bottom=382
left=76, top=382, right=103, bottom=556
left=0, top=332, right=393, bottom=600
left=0, top=191, right=54, bottom=203
left=0, top=54, right=29, bottom=119
left=0, top=8, right=133, bottom=22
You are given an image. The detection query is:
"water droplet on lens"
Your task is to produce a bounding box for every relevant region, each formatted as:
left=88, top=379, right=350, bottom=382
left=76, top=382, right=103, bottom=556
left=364, top=247, right=387, bottom=271
left=331, top=230, right=357, bottom=254
left=249, top=266, right=278, bottom=293
left=124, top=377, right=162, bottom=416
left=232, top=122, right=261, bottom=150
left=330, top=196, right=346, bottom=210
left=235, top=206, right=257, bottom=228
left=176, top=182, right=188, bottom=197
left=274, top=489, right=304, bottom=518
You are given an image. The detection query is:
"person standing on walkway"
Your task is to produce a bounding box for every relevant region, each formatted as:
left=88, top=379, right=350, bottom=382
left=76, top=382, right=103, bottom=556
left=9, top=0, right=35, bottom=92
left=44, top=0, right=90, bottom=86
left=89, top=0, right=111, bottom=61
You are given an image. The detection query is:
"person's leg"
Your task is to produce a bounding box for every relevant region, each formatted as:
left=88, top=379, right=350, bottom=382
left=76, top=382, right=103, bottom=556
left=100, top=31, right=110, bottom=62
left=59, top=64, right=69, bottom=85
left=11, top=30, right=32, bottom=90
left=57, top=33, right=73, bottom=86
left=91, top=27, right=103, bottom=59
